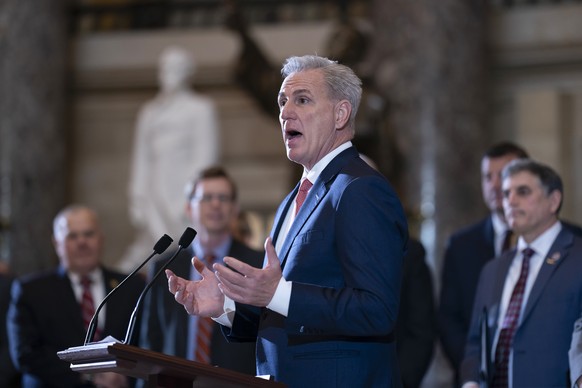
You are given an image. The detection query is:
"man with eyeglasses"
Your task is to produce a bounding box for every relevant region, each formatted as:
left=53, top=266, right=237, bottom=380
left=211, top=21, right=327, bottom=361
left=139, top=166, right=263, bottom=376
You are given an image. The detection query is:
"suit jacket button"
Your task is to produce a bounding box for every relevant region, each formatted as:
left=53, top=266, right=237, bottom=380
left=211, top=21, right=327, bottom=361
left=300, top=326, right=305, bottom=333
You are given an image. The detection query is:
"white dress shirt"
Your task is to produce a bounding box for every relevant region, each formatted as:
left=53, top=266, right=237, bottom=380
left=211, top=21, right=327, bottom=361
left=69, top=268, right=106, bottom=331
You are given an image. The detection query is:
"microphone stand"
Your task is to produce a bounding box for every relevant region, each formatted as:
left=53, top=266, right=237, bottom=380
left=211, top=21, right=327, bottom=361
left=84, top=234, right=173, bottom=345
left=123, top=227, right=197, bottom=345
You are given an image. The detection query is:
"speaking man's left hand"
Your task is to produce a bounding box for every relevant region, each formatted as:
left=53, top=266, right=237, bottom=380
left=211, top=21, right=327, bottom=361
left=214, top=237, right=281, bottom=307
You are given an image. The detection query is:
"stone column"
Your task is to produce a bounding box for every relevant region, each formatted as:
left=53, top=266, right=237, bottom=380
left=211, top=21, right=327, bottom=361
left=363, top=0, right=490, bottom=283
left=363, top=3, right=490, bottom=386
left=0, top=0, right=68, bottom=275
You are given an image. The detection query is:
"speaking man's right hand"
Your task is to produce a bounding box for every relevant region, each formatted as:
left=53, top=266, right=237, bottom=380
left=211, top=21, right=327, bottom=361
left=166, top=257, right=225, bottom=318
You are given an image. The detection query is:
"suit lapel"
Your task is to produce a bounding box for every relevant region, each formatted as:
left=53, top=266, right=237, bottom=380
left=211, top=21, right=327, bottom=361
left=273, top=147, right=358, bottom=269
left=103, top=268, right=121, bottom=293
left=520, top=229, right=574, bottom=324
left=277, top=176, right=330, bottom=269
left=54, top=267, right=87, bottom=342
left=271, top=187, right=297, bottom=265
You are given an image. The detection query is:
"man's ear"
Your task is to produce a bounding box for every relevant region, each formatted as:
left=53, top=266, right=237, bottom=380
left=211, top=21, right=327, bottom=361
left=335, top=100, right=351, bottom=129
left=549, top=189, right=562, bottom=214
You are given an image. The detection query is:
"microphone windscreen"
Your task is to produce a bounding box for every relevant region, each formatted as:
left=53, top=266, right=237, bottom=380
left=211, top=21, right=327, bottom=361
left=153, top=234, right=173, bottom=254
left=179, top=227, right=197, bottom=248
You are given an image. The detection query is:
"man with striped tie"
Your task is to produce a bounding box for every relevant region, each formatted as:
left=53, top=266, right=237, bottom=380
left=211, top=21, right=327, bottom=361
left=140, top=166, right=263, bottom=375
left=7, top=205, right=145, bottom=387
left=461, top=159, right=582, bottom=387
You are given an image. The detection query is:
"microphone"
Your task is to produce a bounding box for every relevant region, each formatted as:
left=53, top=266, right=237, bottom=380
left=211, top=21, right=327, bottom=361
left=123, top=227, right=197, bottom=345
left=84, top=234, right=173, bottom=345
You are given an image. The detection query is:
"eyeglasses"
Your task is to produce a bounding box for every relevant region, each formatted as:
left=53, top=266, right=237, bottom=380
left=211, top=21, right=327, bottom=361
left=192, top=194, right=234, bottom=204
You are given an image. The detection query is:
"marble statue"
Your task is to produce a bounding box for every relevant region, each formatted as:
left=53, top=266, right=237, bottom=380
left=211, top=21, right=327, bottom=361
left=122, top=46, right=220, bottom=270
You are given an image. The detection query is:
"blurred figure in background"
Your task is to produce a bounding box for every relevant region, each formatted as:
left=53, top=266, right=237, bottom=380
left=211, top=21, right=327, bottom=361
left=438, top=142, right=529, bottom=383
left=7, top=205, right=145, bottom=387
left=461, top=159, right=582, bottom=387
left=438, top=142, right=582, bottom=385
left=396, top=239, right=436, bottom=388
left=140, top=166, right=263, bottom=375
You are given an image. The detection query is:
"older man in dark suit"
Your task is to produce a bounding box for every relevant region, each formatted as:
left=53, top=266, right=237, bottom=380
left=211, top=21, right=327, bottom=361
left=7, top=205, right=145, bottom=388
left=461, top=159, right=582, bottom=387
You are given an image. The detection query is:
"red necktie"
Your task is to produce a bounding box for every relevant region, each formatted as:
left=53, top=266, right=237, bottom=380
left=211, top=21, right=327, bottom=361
left=80, top=276, right=100, bottom=340
left=492, top=247, right=535, bottom=387
left=295, top=179, right=313, bottom=216
left=194, top=254, right=216, bottom=364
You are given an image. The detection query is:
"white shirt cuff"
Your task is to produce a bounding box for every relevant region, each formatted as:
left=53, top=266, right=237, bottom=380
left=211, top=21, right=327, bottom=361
left=212, top=296, right=236, bottom=328
left=266, top=277, right=292, bottom=317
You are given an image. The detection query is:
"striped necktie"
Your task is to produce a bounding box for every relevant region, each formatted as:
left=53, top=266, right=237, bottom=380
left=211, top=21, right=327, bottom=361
left=295, top=178, right=313, bottom=216
left=80, top=276, right=101, bottom=340
left=492, top=247, right=535, bottom=387
left=194, top=254, right=216, bottom=364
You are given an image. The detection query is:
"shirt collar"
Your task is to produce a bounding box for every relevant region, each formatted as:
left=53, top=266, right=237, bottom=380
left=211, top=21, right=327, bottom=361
left=301, top=141, right=353, bottom=184
left=516, top=220, right=562, bottom=258
left=68, top=267, right=103, bottom=286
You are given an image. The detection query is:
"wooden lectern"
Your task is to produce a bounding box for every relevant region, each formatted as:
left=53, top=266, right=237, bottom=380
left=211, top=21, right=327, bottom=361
left=58, top=340, right=285, bottom=387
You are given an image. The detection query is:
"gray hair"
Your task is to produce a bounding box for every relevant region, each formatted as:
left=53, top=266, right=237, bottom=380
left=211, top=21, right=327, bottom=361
left=281, top=55, right=362, bottom=129
left=53, top=204, right=100, bottom=239
left=502, top=158, right=564, bottom=214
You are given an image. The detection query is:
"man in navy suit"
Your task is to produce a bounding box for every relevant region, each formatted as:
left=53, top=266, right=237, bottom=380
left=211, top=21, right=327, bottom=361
left=166, top=55, right=408, bottom=387
left=460, top=159, right=582, bottom=387
left=7, top=205, right=145, bottom=388
left=439, top=143, right=582, bottom=384
left=140, top=166, right=263, bottom=375
left=438, top=142, right=529, bottom=382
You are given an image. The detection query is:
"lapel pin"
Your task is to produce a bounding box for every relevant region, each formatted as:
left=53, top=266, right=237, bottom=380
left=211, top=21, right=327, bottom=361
left=545, top=252, right=561, bottom=265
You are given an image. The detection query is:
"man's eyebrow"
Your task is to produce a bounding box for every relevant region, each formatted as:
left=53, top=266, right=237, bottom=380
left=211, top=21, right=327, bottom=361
left=292, top=88, right=312, bottom=97
left=279, top=88, right=312, bottom=98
